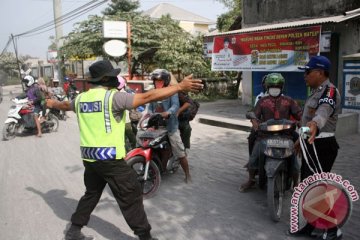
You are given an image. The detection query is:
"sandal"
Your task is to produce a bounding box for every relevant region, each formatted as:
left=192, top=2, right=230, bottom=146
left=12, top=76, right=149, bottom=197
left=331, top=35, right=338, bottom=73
left=238, top=180, right=255, bottom=192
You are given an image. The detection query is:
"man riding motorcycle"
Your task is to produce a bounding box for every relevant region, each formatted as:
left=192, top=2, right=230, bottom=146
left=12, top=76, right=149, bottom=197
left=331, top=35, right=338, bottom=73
left=20, top=75, right=43, bottom=137
left=239, top=73, right=303, bottom=192
left=147, top=69, right=191, bottom=183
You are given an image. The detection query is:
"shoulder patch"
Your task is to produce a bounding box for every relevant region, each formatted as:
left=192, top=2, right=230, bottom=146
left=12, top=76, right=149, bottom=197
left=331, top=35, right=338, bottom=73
left=318, top=86, right=336, bottom=109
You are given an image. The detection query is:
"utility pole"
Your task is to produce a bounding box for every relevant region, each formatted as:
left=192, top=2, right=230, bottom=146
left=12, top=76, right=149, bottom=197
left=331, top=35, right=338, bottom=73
left=53, top=0, right=64, bottom=86
left=11, top=34, right=25, bottom=92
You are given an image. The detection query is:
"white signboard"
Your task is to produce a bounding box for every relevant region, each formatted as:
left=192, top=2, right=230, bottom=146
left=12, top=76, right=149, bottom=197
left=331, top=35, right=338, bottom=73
left=103, top=40, right=127, bottom=57
left=47, top=51, right=58, bottom=63
left=103, top=21, right=127, bottom=39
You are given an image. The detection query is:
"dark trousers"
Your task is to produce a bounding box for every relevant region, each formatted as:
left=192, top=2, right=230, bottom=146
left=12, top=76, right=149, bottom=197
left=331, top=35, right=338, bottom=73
left=247, top=129, right=257, bottom=156
left=299, top=136, right=339, bottom=235
left=179, top=120, right=192, bottom=149
left=71, top=160, right=151, bottom=237
left=301, top=136, right=339, bottom=180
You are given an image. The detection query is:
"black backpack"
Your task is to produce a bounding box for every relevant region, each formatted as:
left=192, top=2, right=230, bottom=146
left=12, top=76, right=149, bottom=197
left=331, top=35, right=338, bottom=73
left=179, top=97, right=200, bottom=121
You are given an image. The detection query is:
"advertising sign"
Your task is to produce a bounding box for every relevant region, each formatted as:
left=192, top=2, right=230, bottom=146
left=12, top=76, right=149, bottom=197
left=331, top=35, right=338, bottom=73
left=211, top=26, right=321, bottom=71
left=47, top=50, right=58, bottom=63
left=343, top=60, right=360, bottom=109
left=103, top=21, right=127, bottom=39
left=343, top=75, right=360, bottom=109
left=203, top=36, right=214, bottom=58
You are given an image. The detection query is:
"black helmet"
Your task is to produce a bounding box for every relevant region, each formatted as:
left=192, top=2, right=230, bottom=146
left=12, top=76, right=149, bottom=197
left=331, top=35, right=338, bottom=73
left=150, top=69, right=171, bottom=87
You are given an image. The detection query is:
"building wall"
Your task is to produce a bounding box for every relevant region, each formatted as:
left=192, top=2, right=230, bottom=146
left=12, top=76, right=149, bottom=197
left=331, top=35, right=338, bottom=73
left=242, top=0, right=360, bottom=26
left=179, top=21, right=211, bottom=34
left=179, top=21, right=195, bottom=33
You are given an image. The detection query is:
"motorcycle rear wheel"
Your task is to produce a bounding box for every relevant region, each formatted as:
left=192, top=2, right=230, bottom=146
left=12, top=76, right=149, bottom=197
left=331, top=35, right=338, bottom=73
left=267, top=171, right=285, bottom=222
left=127, top=156, right=161, bottom=199
left=2, top=122, right=17, bottom=141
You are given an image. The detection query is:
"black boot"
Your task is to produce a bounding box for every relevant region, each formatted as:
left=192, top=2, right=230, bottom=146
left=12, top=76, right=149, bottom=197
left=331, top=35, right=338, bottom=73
left=65, top=224, right=94, bottom=240
left=317, top=228, right=342, bottom=240
left=138, top=232, right=158, bottom=240
left=287, top=223, right=314, bottom=237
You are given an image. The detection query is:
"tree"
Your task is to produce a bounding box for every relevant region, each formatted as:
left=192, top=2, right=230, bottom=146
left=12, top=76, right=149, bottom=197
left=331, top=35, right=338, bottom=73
left=60, top=0, right=210, bottom=79
left=0, top=52, right=19, bottom=76
left=102, top=0, right=139, bottom=15
left=216, top=0, right=242, bottom=31
left=48, top=36, right=57, bottom=51
left=153, top=16, right=210, bottom=78
left=0, top=52, right=32, bottom=85
left=61, top=15, right=104, bottom=60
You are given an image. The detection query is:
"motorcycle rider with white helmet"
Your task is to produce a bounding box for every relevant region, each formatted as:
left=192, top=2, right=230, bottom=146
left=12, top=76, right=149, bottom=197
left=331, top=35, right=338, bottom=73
left=21, top=75, right=43, bottom=137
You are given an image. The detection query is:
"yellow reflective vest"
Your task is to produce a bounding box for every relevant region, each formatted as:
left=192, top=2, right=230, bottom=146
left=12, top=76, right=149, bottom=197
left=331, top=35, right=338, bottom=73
left=75, top=88, right=126, bottom=162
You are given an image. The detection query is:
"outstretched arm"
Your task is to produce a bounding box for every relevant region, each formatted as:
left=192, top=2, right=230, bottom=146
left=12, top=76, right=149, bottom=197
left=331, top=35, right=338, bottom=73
left=132, top=74, right=203, bottom=108
left=46, top=99, right=72, bottom=111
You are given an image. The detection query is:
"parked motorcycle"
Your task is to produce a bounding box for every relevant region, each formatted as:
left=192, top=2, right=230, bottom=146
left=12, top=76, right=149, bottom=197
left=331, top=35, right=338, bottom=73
left=125, top=113, right=179, bottom=199
left=50, top=94, right=67, bottom=121
left=2, top=98, right=59, bottom=140
left=256, top=118, right=295, bottom=222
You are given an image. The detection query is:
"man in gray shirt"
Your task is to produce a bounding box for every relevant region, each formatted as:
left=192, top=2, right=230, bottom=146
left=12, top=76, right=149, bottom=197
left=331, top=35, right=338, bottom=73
left=46, top=60, right=203, bottom=240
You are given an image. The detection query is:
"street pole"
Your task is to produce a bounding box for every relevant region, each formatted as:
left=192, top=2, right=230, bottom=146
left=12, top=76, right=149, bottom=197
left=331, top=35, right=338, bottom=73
left=11, top=34, right=25, bottom=92
left=127, top=22, right=132, bottom=80
left=53, top=0, right=64, bottom=86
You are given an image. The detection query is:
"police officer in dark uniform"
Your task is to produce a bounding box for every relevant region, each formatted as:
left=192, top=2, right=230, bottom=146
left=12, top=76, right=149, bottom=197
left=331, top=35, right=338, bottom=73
left=46, top=60, right=203, bottom=240
left=292, top=56, right=342, bottom=240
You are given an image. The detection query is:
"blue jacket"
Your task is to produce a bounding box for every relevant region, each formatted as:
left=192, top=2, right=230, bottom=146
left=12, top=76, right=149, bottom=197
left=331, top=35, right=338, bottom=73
left=148, top=93, right=179, bottom=134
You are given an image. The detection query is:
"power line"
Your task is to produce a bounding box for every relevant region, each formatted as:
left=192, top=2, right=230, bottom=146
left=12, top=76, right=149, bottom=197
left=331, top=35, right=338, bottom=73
left=1, top=37, right=12, bottom=56
left=22, top=0, right=107, bottom=38
left=15, top=0, right=107, bottom=37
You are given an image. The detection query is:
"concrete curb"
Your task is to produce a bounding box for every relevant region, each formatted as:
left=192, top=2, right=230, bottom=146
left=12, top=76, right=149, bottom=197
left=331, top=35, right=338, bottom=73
left=197, top=114, right=252, bottom=132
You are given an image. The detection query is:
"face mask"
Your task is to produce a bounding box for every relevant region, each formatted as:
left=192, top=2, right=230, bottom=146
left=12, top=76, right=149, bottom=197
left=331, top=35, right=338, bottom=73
left=268, top=88, right=281, bottom=97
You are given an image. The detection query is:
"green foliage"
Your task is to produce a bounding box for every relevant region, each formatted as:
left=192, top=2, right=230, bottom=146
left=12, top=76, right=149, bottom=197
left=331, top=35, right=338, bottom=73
left=61, top=15, right=104, bottom=60
left=215, top=0, right=242, bottom=31
left=60, top=0, right=211, bottom=79
left=0, top=52, right=20, bottom=75
left=102, top=0, right=140, bottom=15
left=48, top=36, right=57, bottom=50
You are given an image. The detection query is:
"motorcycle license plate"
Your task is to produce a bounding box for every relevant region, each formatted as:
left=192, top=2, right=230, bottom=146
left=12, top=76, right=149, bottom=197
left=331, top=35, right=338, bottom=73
left=266, top=139, right=290, bottom=148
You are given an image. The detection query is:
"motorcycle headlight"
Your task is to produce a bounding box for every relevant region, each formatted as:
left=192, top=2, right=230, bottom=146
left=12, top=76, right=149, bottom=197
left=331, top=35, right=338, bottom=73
left=264, top=147, right=293, bottom=158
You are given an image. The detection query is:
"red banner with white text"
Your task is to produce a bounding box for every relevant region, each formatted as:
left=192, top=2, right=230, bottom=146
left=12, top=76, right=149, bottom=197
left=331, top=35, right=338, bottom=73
left=211, top=26, right=321, bottom=71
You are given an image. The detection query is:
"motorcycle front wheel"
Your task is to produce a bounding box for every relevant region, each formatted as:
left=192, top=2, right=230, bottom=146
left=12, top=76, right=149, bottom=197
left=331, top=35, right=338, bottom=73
left=126, top=156, right=161, bottom=199
left=47, top=113, right=59, bottom=132
left=267, top=171, right=285, bottom=222
left=2, top=122, right=18, bottom=141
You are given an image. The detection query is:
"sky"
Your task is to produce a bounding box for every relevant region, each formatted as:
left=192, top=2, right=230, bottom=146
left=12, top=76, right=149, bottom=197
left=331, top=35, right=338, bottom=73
left=0, top=0, right=228, bottom=59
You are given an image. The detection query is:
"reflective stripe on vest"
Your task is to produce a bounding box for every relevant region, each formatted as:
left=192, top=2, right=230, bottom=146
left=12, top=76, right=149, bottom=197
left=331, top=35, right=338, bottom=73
left=104, top=90, right=112, bottom=133
left=75, top=88, right=126, bottom=162
left=80, top=146, right=116, bottom=161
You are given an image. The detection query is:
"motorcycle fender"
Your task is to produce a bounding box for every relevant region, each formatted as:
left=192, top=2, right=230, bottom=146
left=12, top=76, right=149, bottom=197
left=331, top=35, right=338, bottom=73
left=265, top=158, right=285, bottom=178
left=125, top=148, right=152, bottom=161
left=4, top=118, right=18, bottom=124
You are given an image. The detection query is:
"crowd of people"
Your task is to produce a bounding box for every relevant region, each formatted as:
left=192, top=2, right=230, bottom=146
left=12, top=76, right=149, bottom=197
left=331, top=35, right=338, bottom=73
left=42, top=55, right=341, bottom=240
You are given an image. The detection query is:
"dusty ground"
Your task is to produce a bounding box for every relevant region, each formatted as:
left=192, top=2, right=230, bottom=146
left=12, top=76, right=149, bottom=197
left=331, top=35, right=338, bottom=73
left=0, top=86, right=359, bottom=240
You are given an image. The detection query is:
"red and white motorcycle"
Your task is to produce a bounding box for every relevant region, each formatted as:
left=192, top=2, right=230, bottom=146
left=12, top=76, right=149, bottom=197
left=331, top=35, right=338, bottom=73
left=2, top=98, right=59, bottom=140
left=125, top=113, right=179, bottom=199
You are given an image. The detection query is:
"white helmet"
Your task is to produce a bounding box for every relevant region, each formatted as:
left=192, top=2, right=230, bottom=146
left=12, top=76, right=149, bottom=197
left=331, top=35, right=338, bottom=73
left=23, top=75, right=35, bottom=87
